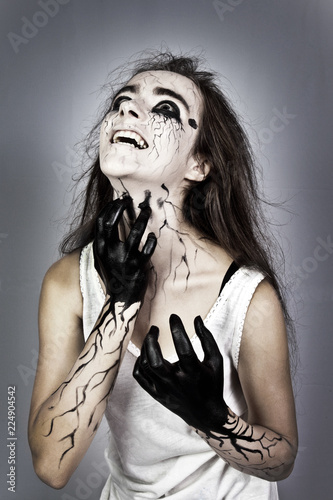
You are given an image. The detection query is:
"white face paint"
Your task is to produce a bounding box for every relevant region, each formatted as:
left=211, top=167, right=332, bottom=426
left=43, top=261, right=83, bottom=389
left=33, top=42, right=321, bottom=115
left=99, top=71, right=203, bottom=191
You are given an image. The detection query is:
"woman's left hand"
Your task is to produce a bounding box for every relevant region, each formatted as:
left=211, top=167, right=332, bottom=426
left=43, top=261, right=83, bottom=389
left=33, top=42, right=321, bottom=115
left=93, top=196, right=157, bottom=310
left=133, top=314, right=228, bottom=433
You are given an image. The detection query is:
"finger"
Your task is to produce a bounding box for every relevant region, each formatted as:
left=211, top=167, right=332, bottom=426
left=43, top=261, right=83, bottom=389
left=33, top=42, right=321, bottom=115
left=133, top=356, right=158, bottom=398
left=143, top=326, right=167, bottom=372
left=96, top=198, right=128, bottom=227
left=139, top=327, right=175, bottom=384
left=97, top=197, right=132, bottom=243
left=126, top=205, right=152, bottom=251
left=93, top=231, right=105, bottom=260
left=95, top=201, right=119, bottom=243
left=125, top=196, right=136, bottom=226
left=127, top=200, right=151, bottom=248
left=135, top=326, right=158, bottom=372
left=169, top=314, right=199, bottom=372
left=95, top=203, right=111, bottom=240
left=194, top=316, right=223, bottom=364
left=141, top=232, right=157, bottom=262
left=133, top=327, right=163, bottom=394
left=144, top=326, right=172, bottom=384
left=105, top=197, right=132, bottom=239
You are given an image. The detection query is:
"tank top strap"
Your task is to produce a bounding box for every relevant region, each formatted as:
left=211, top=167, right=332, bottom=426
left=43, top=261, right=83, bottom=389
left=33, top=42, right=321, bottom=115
left=219, top=261, right=239, bottom=294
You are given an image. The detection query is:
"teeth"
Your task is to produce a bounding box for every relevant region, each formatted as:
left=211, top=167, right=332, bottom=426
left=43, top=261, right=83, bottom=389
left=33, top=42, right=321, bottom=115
left=112, top=130, right=148, bottom=149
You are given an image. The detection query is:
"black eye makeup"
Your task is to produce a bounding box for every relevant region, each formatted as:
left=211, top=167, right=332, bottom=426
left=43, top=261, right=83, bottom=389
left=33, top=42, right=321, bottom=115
left=111, top=95, right=132, bottom=111
left=152, top=100, right=181, bottom=123
left=110, top=95, right=182, bottom=124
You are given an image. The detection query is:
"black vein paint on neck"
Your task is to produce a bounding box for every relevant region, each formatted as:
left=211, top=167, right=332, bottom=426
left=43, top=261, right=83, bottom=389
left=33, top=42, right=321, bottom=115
left=155, top=185, right=191, bottom=290
left=138, top=190, right=152, bottom=210
left=117, top=180, right=134, bottom=230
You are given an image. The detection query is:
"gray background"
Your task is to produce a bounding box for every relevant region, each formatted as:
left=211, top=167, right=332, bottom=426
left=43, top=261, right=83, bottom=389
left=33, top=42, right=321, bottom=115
left=1, top=0, right=332, bottom=498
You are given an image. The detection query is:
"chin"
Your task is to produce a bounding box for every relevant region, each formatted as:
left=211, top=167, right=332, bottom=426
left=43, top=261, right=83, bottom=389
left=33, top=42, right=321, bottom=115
left=100, top=158, right=140, bottom=178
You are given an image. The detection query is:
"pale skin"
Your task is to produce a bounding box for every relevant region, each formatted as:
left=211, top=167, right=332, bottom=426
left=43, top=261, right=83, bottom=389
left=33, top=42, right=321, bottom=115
left=28, top=71, right=298, bottom=489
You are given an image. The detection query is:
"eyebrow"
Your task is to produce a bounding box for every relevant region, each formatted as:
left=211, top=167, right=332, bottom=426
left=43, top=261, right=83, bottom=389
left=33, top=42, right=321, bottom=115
left=112, top=84, right=139, bottom=101
left=153, top=87, right=190, bottom=112
left=113, top=84, right=190, bottom=112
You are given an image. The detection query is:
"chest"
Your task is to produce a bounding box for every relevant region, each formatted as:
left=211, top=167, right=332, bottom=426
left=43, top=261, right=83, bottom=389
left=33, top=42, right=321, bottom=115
left=131, top=271, right=225, bottom=359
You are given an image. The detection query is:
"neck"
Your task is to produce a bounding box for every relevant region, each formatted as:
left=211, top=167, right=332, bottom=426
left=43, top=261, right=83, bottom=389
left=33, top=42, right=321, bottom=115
left=112, top=178, right=214, bottom=289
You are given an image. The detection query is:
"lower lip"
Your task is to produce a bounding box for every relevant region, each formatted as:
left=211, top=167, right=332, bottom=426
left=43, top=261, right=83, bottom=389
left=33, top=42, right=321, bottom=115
left=110, top=141, right=147, bottom=150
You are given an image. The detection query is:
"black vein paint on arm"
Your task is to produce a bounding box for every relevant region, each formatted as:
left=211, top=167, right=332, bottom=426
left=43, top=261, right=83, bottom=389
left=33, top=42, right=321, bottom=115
left=44, top=298, right=139, bottom=468
left=197, top=409, right=289, bottom=480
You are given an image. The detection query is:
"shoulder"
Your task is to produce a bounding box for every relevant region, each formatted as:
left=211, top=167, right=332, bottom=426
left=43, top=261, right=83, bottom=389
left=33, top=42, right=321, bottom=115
left=243, top=279, right=285, bottom=334
left=43, top=249, right=81, bottom=293
left=45, top=248, right=81, bottom=282
left=41, top=249, right=83, bottom=318
left=241, top=278, right=288, bottom=362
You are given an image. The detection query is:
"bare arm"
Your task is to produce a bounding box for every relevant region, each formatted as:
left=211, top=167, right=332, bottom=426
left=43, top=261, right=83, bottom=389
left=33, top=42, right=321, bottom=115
left=133, top=280, right=298, bottom=481
left=29, top=197, right=156, bottom=488
left=28, top=259, right=140, bottom=488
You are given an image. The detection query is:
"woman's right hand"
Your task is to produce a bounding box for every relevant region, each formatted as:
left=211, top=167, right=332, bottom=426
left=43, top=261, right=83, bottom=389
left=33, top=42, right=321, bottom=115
left=93, top=196, right=157, bottom=310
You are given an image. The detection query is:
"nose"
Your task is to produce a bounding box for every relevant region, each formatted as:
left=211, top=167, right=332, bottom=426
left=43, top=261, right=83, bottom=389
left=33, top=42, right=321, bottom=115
left=119, top=99, right=141, bottom=119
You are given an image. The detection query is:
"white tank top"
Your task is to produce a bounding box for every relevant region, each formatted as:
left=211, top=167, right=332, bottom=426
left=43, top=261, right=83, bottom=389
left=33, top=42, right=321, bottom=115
left=80, top=242, right=279, bottom=500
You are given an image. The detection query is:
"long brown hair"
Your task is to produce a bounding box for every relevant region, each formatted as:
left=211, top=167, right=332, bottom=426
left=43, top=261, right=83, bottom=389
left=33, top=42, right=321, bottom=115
left=60, top=50, right=295, bottom=357
left=62, top=52, right=275, bottom=267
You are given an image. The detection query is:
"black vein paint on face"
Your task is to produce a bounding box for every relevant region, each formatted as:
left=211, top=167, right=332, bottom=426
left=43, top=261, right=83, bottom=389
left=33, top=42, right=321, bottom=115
left=188, top=118, right=198, bottom=129
left=147, top=112, right=184, bottom=171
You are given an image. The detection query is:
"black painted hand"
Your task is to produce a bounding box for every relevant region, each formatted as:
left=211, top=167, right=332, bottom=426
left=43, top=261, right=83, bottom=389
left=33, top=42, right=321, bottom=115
left=93, top=196, right=157, bottom=309
left=133, top=314, right=228, bottom=433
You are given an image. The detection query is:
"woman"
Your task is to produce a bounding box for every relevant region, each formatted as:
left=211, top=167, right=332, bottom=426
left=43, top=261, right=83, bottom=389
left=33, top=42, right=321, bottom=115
left=28, top=51, right=298, bottom=499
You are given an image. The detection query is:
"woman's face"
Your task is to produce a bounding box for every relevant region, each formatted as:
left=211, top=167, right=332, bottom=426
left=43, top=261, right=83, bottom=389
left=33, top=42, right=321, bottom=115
left=99, top=71, right=203, bottom=191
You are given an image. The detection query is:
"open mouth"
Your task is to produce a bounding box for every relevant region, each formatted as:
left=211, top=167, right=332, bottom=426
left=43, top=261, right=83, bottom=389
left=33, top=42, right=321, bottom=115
left=111, top=130, right=148, bottom=150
